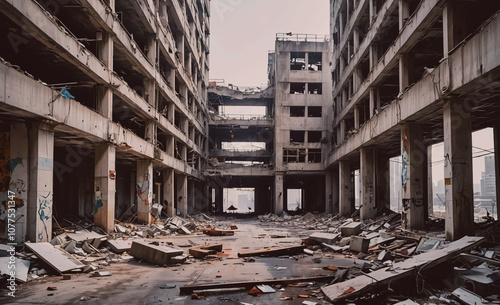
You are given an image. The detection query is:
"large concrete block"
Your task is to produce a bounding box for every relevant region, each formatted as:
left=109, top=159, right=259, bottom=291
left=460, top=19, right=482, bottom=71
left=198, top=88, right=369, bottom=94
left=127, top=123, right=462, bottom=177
left=309, top=232, right=340, bottom=245
left=340, top=222, right=362, bottom=237
left=350, top=236, right=370, bottom=253
left=131, top=241, right=184, bottom=265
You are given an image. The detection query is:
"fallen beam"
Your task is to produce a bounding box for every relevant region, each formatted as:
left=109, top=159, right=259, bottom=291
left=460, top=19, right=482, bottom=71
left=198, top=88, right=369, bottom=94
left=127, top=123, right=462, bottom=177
left=321, top=236, right=485, bottom=302
left=238, top=245, right=306, bottom=257
left=179, top=275, right=335, bottom=295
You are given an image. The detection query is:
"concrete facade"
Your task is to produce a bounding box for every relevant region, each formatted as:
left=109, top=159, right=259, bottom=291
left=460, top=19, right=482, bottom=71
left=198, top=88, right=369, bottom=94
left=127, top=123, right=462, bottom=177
left=0, top=0, right=210, bottom=241
left=328, top=0, right=500, bottom=240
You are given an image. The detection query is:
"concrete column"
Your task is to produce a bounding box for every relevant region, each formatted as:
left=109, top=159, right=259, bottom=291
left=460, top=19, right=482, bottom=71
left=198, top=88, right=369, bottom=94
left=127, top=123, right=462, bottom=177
left=175, top=33, right=184, bottom=58
left=188, top=179, right=195, bottom=214
left=399, top=0, right=410, bottom=29
left=340, top=120, right=346, bottom=142
left=339, top=161, right=353, bottom=217
left=353, top=27, right=360, bottom=52
left=97, top=86, right=113, bottom=120
left=274, top=173, right=284, bottom=215
left=325, top=172, right=333, bottom=214
left=401, top=123, right=426, bottom=230
left=10, top=123, right=29, bottom=243
left=136, top=160, right=153, bottom=224
left=98, top=32, right=113, bottom=70
left=162, top=168, right=174, bottom=217
left=369, top=43, right=379, bottom=69
left=145, top=121, right=155, bottom=143
left=443, top=100, right=474, bottom=241
left=354, top=106, right=360, bottom=129
left=28, top=123, right=54, bottom=242
left=369, top=88, right=376, bottom=117
left=369, top=0, right=375, bottom=21
left=215, top=185, right=223, bottom=215
left=168, top=69, right=176, bottom=90
left=94, top=144, right=116, bottom=233
left=427, top=145, right=434, bottom=217
left=144, top=79, right=156, bottom=107
left=339, top=13, right=344, bottom=39
left=146, top=34, right=156, bottom=64
left=331, top=166, right=340, bottom=215
left=177, top=174, right=188, bottom=217
left=360, top=147, right=376, bottom=220
left=495, top=126, right=500, bottom=220
left=186, top=52, right=192, bottom=74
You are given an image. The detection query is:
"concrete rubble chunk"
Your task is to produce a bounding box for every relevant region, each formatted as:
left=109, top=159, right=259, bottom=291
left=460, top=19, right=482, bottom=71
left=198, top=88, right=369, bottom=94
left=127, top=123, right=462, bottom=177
left=302, top=212, right=315, bottom=221
left=130, top=241, right=184, bottom=266
left=321, top=236, right=485, bottom=302
left=350, top=236, right=370, bottom=253
left=25, top=242, right=85, bottom=274
left=340, top=222, right=362, bottom=237
left=309, top=232, right=340, bottom=244
left=451, top=287, right=489, bottom=305
left=107, top=239, right=133, bottom=253
left=0, top=257, right=29, bottom=282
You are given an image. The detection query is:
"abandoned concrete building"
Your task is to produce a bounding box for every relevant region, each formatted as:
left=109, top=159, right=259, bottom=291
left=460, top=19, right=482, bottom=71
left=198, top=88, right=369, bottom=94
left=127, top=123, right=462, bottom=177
left=0, top=0, right=211, bottom=243
left=1, top=0, right=500, bottom=245
left=1, top=0, right=500, bottom=304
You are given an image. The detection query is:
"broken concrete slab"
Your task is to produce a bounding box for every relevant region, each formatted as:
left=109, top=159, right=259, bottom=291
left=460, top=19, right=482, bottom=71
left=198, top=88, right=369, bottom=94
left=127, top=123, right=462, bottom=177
left=178, top=226, right=192, bottom=235
left=130, top=241, right=184, bottom=266
left=340, top=222, right=362, bottom=237
left=0, top=257, right=29, bottom=282
left=238, top=245, right=306, bottom=257
left=25, top=242, right=85, bottom=274
left=65, top=231, right=107, bottom=243
left=180, top=275, right=335, bottom=295
left=309, top=232, right=340, bottom=244
left=107, top=239, right=133, bottom=253
left=321, top=236, right=485, bottom=302
left=451, top=287, right=489, bottom=305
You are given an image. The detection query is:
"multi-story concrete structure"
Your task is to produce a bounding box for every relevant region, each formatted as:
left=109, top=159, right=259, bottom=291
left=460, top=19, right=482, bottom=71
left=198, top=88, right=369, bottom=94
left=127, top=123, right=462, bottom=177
left=207, top=34, right=332, bottom=215
left=481, top=155, right=496, bottom=196
left=0, top=0, right=210, bottom=243
left=327, top=0, right=500, bottom=240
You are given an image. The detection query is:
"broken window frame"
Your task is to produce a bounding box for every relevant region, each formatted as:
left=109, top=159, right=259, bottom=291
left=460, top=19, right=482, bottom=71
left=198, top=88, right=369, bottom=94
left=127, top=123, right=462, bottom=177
left=290, top=82, right=306, bottom=94
left=290, top=130, right=305, bottom=144
left=290, top=52, right=306, bottom=70
left=308, top=83, right=323, bottom=95
left=308, top=149, right=322, bottom=163
left=308, top=131, right=322, bottom=143
left=308, top=52, right=323, bottom=71
left=308, top=106, right=323, bottom=117
left=283, top=148, right=306, bottom=163
left=290, top=106, right=306, bottom=117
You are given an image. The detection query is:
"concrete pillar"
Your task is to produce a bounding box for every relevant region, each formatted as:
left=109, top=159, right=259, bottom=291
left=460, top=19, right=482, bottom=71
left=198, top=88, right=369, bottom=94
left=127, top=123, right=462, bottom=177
left=340, top=120, right=346, bottom=142
left=162, top=168, right=175, bottom=217
left=399, top=0, right=410, bottom=29
left=144, top=79, right=156, bottom=107
left=401, top=123, right=425, bottom=230
left=331, top=166, right=340, bottom=215
left=97, top=85, right=113, bottom=120
left=177, top=174, right=188, bottom=217
left=427, top=145, right=434, bottom=217
left=215, top=184, right=223, bottom=215
left=145, top=121, right=155, bottom=143
left=443, top=100, right=474, bottom=241
left=360, top=147, right=376, bottom=220
left=186, top=52, right=192, bottom=74
left=136, top=160, right=153, bottom=224
left=339, top=161, right=353, bottom=217
left=353, top=27, right=360, bottom=52
left=94, top=144, right=116, bottom=233
left=146, top=34, right=156, bottom=65
left=28, top=123, right=54, bottom=242
left=175, top=33, right=184, bottom=62
left=354, top=106, right=360, bottom=129
left=369, top=88, right=376, bottom=117
left=369, top=43, right=379, bottom=69
left=399, top=53, right=414, bottom=92
left=369, top=0, right=376, bottom=21
left=10, top=123, right=29, bottom=243
left=495, top=126, right=500, bottom=220
left=325, top=172, right=333, bottom=214
left=274, top=173, right=284, bottom=215
left=188, top=179, right=195, bottom=214
left=98, top=32, right=113, bottom=70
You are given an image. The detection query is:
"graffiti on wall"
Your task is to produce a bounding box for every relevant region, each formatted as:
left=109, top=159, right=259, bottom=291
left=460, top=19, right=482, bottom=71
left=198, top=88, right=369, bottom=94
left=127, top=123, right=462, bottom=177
left=401, top=132, right=409, bottom=188
left=37, top=192, right=52, bottom=241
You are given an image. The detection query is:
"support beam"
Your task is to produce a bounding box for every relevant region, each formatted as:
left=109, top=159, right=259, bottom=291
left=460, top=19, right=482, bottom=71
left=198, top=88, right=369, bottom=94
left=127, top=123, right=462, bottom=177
left=94, top=144, right=116, bottom=233
left=443, top=100, right=474, bottom=241
left=401, top=123, right=425, bottom=230
left=399, top=0, right=410, bottom=29
left=274, top=173, right=284, bottom=215
left=10, top=123, right=29, bottom=243
left=339, top=161, right=353, bottom=217
left=162, top=168, right=175, bottom=217
left=136, top=160, right=153, bottom=224
left=28, top=123, right=54, bottom=242
left=354, top=106, right=360, bottom=129
left=325, top=172, right=333, bottom=214
left=360, top=147, right=376, bottom=220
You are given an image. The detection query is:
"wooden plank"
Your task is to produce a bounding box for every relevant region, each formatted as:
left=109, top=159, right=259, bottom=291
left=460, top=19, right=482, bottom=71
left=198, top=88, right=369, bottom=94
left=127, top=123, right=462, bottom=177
left=25, top=242, right=85, bottom=274
left=321, top=236, right=485, bottom=302
left=179, top=275, right=336, bottom=295
left=238, top=245, right=306, bottom=257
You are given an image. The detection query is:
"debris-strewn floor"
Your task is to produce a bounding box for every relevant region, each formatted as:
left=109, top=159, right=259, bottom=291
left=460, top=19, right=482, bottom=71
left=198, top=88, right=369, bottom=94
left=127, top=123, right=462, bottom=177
left=1, top=213, right=500, bottom=305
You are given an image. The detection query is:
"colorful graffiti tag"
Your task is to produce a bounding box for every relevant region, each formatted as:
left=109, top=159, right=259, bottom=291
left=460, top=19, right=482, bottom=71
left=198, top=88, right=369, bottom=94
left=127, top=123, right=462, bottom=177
left=37, top=192, right=52, bottom=241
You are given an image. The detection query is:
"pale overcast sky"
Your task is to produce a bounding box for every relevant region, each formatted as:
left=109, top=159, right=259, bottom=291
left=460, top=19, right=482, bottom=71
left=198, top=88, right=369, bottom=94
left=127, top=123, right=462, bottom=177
left=209, top=0, right=330, bottom=86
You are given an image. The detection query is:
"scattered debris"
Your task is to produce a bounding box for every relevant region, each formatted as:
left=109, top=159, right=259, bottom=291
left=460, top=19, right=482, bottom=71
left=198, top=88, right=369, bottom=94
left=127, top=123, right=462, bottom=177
left=25, top=242, right=85, bottom=273
left=238, top=245, right=306, bottom=257
left=130, top=241, right=184, bottom=266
